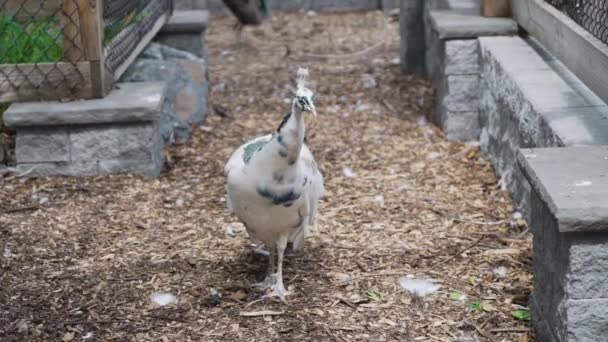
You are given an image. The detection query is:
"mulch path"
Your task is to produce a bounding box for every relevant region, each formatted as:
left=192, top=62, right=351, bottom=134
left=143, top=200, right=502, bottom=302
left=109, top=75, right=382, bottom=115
left=0, top=11, right=533, bottom=342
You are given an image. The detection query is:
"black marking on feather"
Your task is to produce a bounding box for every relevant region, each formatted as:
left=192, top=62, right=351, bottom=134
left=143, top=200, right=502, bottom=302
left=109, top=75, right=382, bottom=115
left=277, top=112, right=292, bottom=132
left=278, top=150, right=288, bottom=158
left=256, top=187, right=301, bottom=206
left=277, top=134, right=288, bottom=147
left=288, top=158, right=297, bottom=166
left=302, top=177, right=308, bottom=186
left=273, top=173, right=284, bottom=183
left=275, top=190, right=301, bottom=206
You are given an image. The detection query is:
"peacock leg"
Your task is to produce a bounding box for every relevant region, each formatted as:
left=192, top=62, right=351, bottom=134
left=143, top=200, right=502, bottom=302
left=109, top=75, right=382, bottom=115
left=253, top=241, right=275, bottom=290
left=264, top=234, right=290, bottom=301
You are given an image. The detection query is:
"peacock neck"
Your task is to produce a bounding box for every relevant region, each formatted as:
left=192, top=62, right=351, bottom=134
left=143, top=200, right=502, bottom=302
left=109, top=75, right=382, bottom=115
left=276, top=102, right=305, bottom=165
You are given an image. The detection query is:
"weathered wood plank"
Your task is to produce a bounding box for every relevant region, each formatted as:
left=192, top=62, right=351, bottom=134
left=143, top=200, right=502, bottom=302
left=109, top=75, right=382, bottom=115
left=512, top=0, right=608, bottom=105
left=78, top=0, right=106, bottom=97
left=0, top=62, right=92, bottom=102
left=482, top=0, right=511, bottom=17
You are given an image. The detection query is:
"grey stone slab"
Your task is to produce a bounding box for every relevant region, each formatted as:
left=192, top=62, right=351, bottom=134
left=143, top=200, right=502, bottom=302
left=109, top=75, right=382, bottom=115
left=272, top=0, right=312, bottom=11
left=71, top=123, right=157, bottom=162
left=16, top=127, right=70, bottom=163
left=161, top=10, right=209, bottom=33
left=444, top=39, right=479, bottom=75
left=429, top=10, right=517, bottom=39
left=518, top=146, right=608, bottom=232
left=4, top=82, right=166, bottom=127
left=542, top=106, right=608, bottom=146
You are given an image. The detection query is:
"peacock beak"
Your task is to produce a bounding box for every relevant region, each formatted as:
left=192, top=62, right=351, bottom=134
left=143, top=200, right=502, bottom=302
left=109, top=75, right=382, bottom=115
left=309, top=103, right=317, bottom=117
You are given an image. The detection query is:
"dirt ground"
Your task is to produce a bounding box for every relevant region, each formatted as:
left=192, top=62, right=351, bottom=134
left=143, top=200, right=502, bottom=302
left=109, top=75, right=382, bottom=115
left=0, top=11, right=533, bottom=342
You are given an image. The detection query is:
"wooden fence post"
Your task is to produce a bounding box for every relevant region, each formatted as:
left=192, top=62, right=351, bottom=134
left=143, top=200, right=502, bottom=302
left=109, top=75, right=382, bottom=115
left=78, top=0, right=107, bottom=97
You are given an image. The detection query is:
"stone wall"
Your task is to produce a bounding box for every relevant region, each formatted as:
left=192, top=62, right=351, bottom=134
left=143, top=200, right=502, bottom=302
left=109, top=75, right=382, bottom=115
left=479, top=36, right=608, bottom=216
left=4, top=83, right=167, bottom=177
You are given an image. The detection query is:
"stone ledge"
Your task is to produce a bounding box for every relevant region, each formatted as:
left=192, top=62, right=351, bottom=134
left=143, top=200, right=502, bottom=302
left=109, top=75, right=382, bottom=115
left=518, top=146, right=608, bottom=233
left=160, top=10, right=209, bottom=33
left=429, top=9, right=517, bottom=39
left=4, top=82, right=166, bottom=127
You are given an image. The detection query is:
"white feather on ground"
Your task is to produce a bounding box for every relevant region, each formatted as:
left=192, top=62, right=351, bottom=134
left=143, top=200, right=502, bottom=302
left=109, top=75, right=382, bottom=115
left=399, top=277, right=441, bottom=298
left=150, top=292, right=177, bottom=306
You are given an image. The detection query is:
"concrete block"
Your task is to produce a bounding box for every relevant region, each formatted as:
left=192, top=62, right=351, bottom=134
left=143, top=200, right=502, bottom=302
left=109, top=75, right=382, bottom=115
left=444, top=39, right=479, bottom=75
left=4, top=82, right=165, bottom=127
left=71, top=123, right=158, bottom=162
left=443, top=111, right=480, bottom=141
left=567, top=298, right=608, bottom=340
left=15, top=127, right=70, bottom=163
left=429, top=10, right=517, bottom=39
left=440, top=74, right=480, bottom=112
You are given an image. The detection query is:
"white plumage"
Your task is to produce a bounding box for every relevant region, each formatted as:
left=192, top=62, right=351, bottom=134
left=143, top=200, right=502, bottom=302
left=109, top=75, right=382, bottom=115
left=224, top=68, right=324, bottom=300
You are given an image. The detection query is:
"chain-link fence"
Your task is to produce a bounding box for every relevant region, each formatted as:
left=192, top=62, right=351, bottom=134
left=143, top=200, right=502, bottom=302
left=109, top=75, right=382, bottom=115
left=564, top=0, right=608, bottom=45
left=0, top=0, right=172, bottom=103
left=103, top=0, right=172, bottom=75
left=547, top=0, right=608, bottom=45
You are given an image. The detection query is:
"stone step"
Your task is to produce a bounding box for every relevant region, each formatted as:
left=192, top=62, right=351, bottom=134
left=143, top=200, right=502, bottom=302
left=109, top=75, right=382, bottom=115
left=518, top=146, right=608, bottom=341
left=156, top=10, right=209, bottom=59
left=428, top=9, right=517, bottom=39
left=4, top=82, right=166, bottom=178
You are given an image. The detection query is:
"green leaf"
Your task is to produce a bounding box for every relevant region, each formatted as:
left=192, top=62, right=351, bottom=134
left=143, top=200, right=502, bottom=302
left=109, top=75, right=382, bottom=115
left=365, top=290, right=382, bottom=301
left=469, top=301, right=483, bottom=312
left=511, top=309, right=531, bottom=321
left=449, top=291, right=465, bottom=301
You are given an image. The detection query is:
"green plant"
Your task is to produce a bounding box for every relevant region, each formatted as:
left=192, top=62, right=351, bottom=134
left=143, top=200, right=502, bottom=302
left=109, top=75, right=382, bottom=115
left=0, top=15, right=62, bottom=64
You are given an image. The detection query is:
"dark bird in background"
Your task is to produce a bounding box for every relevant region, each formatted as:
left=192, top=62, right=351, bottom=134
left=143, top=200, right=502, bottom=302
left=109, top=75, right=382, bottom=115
left=221, top=0, right=269, bottom=43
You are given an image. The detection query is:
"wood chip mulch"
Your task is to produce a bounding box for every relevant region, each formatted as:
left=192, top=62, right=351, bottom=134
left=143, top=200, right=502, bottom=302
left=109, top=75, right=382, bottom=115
left=0, top=11, right=533, bottom=342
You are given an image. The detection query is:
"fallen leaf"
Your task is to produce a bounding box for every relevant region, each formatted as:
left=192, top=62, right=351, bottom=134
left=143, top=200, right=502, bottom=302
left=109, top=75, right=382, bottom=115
left=511, top=309, right=531, bottom=321
left=62, top=332, right=74, bottom=342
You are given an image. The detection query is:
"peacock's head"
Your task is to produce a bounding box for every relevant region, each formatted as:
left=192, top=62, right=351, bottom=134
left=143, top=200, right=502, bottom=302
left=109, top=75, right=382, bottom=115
left=294, top=68, right=317, bottom=117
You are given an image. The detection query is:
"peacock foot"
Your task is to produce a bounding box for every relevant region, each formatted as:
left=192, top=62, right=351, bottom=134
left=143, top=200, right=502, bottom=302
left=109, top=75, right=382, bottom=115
left=253, top=273, right=276, bottom=290
left=263, top=278, right=290, bottom=302
left=253, top=243, right=298, bottom=257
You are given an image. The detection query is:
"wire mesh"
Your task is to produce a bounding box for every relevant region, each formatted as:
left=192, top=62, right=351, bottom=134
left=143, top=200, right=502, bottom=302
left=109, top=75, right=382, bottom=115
left=0, top=0, right=86, bottom=102
left=562, top=0, right=608, bottom=45
left=103, top=0, right=172, bottom=74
